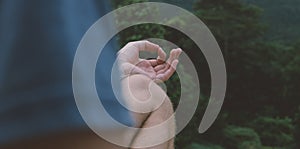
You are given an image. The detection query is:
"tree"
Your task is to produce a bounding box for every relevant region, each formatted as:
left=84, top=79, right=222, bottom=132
left=223, top=125, right=262, bottom=149
left=250, top=116, right=295, bottom=147
left=112, top=0, right=300, bottom=148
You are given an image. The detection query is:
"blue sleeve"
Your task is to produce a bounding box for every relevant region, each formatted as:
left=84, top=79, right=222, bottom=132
left=0, top=0, right=132, bottom=144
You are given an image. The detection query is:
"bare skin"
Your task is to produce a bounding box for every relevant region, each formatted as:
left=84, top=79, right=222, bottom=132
left=118, top=41, right=181, bottom=149
left=118, top=40, right=182, bottom=82
left=122, top=74, right=176, bottom=149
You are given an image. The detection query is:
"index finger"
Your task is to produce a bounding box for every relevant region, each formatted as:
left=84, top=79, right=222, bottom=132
left=134, top=40, right=167, bottom=61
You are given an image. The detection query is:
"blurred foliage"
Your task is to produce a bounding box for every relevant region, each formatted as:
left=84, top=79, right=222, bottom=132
left=184, top=143, right=223, bottom=149
left=294, top=107, right=300, bottom=148
left=245, top=0, right=300, bottom=43
left=249, top=117, right=294, bottom=147
left=223, top=125, right=261, bottom=149
left=113, top=0, right=166, bottom=46
left=112, top=0, right=300, bottom=148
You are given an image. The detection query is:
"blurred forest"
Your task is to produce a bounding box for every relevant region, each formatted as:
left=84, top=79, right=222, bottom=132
left=112, top=0, right=300, bottom=148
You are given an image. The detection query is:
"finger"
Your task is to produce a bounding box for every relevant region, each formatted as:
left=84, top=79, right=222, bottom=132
left=158, top=51, right=174, bottom=74
left=144, top=41, right=167, bottom=61
left=130, top=40, right=167, bottom=61
left=154, top=64, right=166, bottom=72
left=157, top=48, right=180, bottom=74
left=166, top=49, right=176, bottom=64
left=156, top=60, right=179, bottom=81
left=156, top=64, right=169, bottom=74
left=157, top=48, right=181, bottom=74
left=121, top=63, right=155, bottom=79
left=157, top=59, right=165, bottom=65
left=147, top=59, right=158, bottom=67
left=146, top=58, right=165, bottom=67
left=174, top=48, right=182, bottom=59
left=167, top=48, right=182, bottom=64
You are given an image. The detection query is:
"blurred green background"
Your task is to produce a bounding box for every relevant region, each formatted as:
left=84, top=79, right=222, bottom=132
left=112, top=0, right=300, bottom=148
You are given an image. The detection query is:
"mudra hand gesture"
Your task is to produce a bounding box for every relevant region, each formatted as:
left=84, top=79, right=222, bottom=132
left=117, top=40, right=182, bottom=82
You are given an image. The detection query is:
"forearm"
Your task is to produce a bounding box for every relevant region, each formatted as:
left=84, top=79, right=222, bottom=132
left=121, top=74, right=175, bottom=149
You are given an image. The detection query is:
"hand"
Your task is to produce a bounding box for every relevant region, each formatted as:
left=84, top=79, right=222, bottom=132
left=117, top=40, right=182, bottom=82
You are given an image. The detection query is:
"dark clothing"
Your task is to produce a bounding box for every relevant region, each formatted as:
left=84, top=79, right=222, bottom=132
left=0, top=0, right=131, bottom=144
